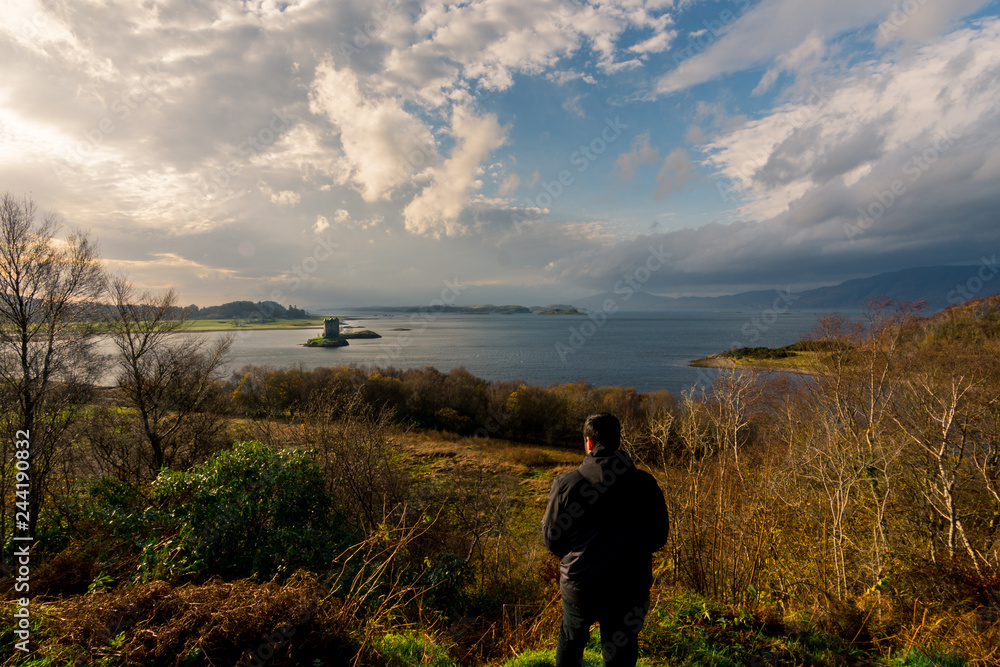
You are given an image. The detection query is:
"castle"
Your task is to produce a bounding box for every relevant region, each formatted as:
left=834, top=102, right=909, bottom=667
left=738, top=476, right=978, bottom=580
left=323, top=317, right=340, bottom=339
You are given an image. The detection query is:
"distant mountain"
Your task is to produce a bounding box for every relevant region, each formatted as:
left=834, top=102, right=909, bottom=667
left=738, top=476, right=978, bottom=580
left=574, top=265, right=1000, bottom=313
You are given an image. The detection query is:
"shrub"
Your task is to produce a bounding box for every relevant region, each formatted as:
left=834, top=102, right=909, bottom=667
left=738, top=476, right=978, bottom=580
left=141, top=441, right=345, bottom=580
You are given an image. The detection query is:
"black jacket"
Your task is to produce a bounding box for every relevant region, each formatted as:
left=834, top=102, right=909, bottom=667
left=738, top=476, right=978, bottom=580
left=542, top=448, right=668, bottom=606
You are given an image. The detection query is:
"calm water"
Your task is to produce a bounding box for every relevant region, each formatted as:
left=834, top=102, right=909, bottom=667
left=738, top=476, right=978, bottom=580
left=213, top=309, right=828, bottom=395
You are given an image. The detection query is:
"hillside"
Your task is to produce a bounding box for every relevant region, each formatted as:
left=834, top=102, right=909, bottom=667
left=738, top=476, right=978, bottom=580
left=576, top=264, right=1000, bottom=313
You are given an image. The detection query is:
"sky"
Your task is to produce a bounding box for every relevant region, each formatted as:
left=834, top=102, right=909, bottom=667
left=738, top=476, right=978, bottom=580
left=2, top=0, right=999, bottom=309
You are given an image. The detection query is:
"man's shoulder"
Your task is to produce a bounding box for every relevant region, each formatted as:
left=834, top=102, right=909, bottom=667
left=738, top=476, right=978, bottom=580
left=628, top=466, right=664, bottom=495
left=552, top=467, right=585, bottom=490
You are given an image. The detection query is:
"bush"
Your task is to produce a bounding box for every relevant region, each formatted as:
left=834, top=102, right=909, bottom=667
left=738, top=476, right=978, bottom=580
left=140, top=441, right=345, bottom=580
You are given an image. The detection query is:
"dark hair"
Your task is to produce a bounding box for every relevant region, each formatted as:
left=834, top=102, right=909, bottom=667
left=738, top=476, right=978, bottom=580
left=583, top=413, right=620, bottom=451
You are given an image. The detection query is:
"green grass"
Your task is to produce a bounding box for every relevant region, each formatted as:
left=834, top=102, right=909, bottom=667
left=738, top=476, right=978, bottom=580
left=500, top=648, right=603, bottom=667
left=729, top=349, right=824, bottom=371
left=501, top=648, right=656, bottom=667
left=180, top=316, right=327, bottom=331
left=376, top=632, right=458, bottom=667
left=305, top=335, right=349, bottom=347
left=885, top=649, right=967, bottom=667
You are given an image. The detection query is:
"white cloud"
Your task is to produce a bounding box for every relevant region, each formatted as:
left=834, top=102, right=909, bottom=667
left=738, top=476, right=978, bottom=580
left=259, top=183, right=301, bottom=206
left=313, top=215, right=329, bottom=233
left=497, top=173, right=521, bottom=196
left=546, top=70, right=598, bottom=85
left=562, top=93, right=586, bottom=118
left=654, top=0, right=991, bottom=96
left=703, top=19, right=1000, bottom=221
left=403, top=107, right=507, bottom=237
left=309, top=60, right=438, bottom=201
left=753, top=30, right=826, bottom=96
left=629, top=30, right=676, bottom=54
left=379, top=0, right=678, bottom=103
left=876, top=0, right=994, bottom=45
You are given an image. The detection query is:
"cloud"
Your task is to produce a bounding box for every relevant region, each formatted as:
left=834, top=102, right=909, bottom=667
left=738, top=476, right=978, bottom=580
left=753, top=30, right=826, bottom=95
left=562, top=93, right=586, bottom=118
left=655, top=0, right=991, bottom=96
left=309, top=60, right=438, bottom=202
left=629, top=30, right=677, bottom=55
left=703, top=19, right=1000, bottom=221
left=4, top=0, right=999, bottom=309
left=876, top=0, right=995, bottom=45
left=614, top=132, right=660, bottom=183
left=259, top=183, right=301, bottom=206
left=655, top=148, right=696, bottom=198
left=497, top=173, right=521, bottom=196
left=381, top=0, right=678, bottom=102
left=402, top=107, right=507, bottom=237
left=546, top=19, right=1000, bottom=294
left=546, top=69, right=597, bottom=85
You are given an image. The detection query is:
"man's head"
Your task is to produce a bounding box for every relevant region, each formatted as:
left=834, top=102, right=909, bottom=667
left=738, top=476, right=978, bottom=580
left=583, top=412, right=621, bottom=454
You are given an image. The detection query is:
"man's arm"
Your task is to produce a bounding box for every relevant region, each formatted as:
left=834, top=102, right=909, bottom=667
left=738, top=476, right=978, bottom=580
left=646, top=475, right=669, bottom=553
left=542, top=475, right=573, bottom=558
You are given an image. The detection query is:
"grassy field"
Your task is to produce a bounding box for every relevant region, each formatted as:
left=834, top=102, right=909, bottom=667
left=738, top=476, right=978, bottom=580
left=178, top=317, right=328, bottom=331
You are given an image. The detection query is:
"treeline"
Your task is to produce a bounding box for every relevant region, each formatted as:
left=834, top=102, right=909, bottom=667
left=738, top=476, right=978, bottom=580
left=190, top=299, right=310, bottom=321
left=228, top=363, right=673, bottom=446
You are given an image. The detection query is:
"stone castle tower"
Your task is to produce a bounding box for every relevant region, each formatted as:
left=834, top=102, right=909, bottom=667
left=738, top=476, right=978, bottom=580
left=323, top=317, right=340, bottom=339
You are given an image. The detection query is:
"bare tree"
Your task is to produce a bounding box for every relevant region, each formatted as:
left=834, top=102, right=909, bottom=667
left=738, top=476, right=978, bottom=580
left=101, top=276, right=232, bottom=476
left=0, top=193, right=104, bottom=541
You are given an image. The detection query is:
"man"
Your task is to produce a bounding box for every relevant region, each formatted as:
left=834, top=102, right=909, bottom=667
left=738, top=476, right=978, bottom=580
left=542, top=413, right=669, bottom=667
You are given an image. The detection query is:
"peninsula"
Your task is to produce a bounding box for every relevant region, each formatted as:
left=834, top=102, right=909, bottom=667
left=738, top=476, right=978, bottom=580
left=690, top=342, right=834, bottom=374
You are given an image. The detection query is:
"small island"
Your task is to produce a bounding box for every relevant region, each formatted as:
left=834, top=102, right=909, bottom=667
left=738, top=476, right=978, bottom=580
left=304, top=317, right=380, bottom=347
left=538, top=307, right=584, bottom=315
left=342, top=329, right=381, bottom=339
left=354, top=304, right=530, bottom=314
left=690, top=341, right=836, bottom=374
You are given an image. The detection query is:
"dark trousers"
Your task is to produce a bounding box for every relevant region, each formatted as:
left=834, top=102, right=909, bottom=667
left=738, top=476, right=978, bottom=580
left=554, top=595, right=649, bottom=667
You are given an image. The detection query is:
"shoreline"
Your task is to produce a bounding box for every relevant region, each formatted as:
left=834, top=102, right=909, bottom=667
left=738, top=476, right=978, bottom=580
left=689, top=354, right=820, bottom=376
left=183, top=324, right=324, bottom=332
